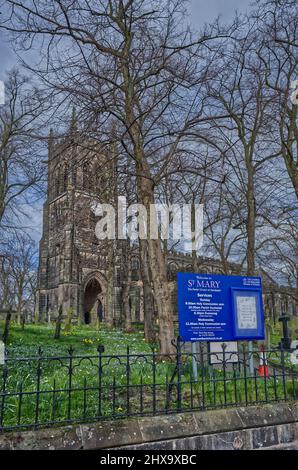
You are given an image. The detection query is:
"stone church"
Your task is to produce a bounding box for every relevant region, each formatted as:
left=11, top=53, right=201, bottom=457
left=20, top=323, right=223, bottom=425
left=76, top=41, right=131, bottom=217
left=36, top=126, right=297, bottom=325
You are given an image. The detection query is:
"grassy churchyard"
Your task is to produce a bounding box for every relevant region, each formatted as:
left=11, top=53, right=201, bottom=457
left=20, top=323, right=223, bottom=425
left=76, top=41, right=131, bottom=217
left=0, top=321, right=153, bottom=356
left=0, top=319, right=298, bottom=430
left=2, top=315, right=296, bottom=356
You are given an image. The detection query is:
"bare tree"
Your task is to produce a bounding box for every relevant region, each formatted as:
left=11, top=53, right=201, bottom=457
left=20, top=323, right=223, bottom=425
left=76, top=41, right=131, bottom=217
left=0, top=70, right=45, bottom=230
left=204, top=18, right=281, bottom=275
left=0, top=255, right=14, bottom=310
left=256, top=0, right=298, bottom=202
left=0, top=232, right=37, bottom=320
left=259, top=213, right=298, bottom=302
left=6, top=233, right=37, bottom=323
left=4, top=0, right=296, bottom=344
left=139, top=238, right=156, bottom=343
left=204, top=181, right=247, bottom=273
left=1, top=0, right=233, bottom=354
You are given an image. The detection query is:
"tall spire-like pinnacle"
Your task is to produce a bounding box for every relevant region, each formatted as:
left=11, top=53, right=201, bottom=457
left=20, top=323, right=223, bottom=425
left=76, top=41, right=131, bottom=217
left=69, top=106, right=77, bottom=135
left=48, top=128, right=54, bottom=158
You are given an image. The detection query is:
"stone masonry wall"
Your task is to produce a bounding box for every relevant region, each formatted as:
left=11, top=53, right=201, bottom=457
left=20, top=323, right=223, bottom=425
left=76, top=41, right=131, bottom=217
left=1, top=402, right=298, bottom=450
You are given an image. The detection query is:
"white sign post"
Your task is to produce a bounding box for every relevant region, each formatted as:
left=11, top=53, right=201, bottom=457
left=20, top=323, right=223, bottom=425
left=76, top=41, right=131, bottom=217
left=248, top=340, right=254, bottom=375
left=191, top=342, right=198, bottom=381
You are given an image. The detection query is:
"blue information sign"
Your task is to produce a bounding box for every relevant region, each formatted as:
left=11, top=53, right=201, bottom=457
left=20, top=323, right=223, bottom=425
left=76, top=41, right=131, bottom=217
left=177, top=273, right=265, bottom=342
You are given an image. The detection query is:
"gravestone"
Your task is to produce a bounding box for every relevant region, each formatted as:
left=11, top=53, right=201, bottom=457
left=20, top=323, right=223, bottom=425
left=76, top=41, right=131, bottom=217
left=278, top=314, right=292, bottom=350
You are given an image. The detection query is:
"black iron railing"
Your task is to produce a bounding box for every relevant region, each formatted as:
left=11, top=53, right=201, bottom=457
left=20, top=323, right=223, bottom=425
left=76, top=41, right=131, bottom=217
left=0, top=339, right=298, bottom=431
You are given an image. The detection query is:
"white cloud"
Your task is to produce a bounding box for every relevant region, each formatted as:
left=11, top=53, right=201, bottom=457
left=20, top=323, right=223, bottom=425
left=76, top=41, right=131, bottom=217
left=18, top=202, right=43, bottom=242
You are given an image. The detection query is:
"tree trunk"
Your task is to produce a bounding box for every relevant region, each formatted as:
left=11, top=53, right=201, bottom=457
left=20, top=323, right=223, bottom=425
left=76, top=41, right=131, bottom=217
left=123, top=286, right=132, bottom=332
left=191, top=201, right=201, bottom=272
left=105, top=240, right=115, bottom=327
left=148, top=237, right=175, bottom=356
left=285, top=160, right=298, bottom=202
left=137, top=172, right=175, bottom=356
left=16, top=281, right=24, bottom=325
left=54, top=305, right=63, bottom=340
left=21, top=310, right=26, bottom=330
left=17, top=295, right=22, bottom=325
left=121, top=29, right=175, bottom=355
left=122, top=251, right=132, bottom=332
left=64, top=307, right=73, bottom=332
left=139, top=239, right=156, bottom=343
left=2, top=310, right=12, bottom=344
left=124, top=107, right=175, bottom=353
left=246, top=162, right=256, bottom=276
left=281, top=105, right=298, bottom=202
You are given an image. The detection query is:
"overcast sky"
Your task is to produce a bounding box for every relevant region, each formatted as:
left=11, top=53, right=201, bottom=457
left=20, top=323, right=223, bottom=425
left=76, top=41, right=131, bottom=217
left=190, top=0, right=252, bottom=26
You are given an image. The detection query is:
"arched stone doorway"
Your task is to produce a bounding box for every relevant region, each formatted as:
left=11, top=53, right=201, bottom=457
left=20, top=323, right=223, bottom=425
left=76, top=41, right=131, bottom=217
left=83, top=278, right=105, bottom=325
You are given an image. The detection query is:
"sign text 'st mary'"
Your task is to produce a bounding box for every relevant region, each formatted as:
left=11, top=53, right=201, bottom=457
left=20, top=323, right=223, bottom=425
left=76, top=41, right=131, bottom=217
left=177, top=273, right=265, bottom=342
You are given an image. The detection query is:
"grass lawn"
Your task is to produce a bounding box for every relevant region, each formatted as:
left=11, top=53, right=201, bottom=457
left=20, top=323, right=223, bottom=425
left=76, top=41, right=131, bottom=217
left=0, top=321, right=154, bottom=356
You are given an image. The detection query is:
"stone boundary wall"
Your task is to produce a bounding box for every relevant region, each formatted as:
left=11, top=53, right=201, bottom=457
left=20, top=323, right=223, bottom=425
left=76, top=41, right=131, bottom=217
left=1, top=402, right=298, bottom=450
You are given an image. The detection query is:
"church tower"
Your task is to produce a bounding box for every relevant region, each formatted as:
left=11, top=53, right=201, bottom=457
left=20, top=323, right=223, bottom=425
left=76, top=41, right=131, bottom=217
left=36, top=117, right=122, bottom=324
